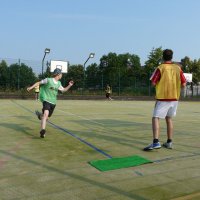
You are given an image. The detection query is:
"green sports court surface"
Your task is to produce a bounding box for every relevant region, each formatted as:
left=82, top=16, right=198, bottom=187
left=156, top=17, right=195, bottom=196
left=0, top=99, right=199, bottom=200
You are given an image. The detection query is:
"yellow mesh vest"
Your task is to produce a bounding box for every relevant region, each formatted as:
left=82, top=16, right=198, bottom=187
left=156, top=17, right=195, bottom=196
left=34, top=85, right=40, bottom=93
left=155, top=64, right=181, bottom=100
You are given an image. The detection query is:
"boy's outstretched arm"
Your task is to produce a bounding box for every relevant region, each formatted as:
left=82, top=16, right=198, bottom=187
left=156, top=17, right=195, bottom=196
left=62, top=80, right=74, bottom=92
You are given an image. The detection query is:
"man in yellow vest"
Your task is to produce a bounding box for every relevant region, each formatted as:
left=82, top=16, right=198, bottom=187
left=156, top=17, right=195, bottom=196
left=34, top=85, right=40, bottom=101
left=105, top=84, right=113, bottom=100
left=144, top=49, right=186, bottom=151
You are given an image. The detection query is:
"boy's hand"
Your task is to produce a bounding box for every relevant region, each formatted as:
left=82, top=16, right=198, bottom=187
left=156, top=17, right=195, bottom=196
left=69, top=80, right=74, bottom=86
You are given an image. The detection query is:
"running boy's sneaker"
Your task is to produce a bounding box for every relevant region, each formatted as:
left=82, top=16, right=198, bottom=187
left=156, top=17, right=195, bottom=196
left=40, top=129, right=46, bottom=138
left=143, top=142, right=161, bottom=151
left=163, top=142, right=173, bottom=149
left=35, top=110, right=42, bottom=120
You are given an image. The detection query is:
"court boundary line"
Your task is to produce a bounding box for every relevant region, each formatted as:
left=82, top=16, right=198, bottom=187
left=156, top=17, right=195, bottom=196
left=12, top=100, right=112, bottom=159
left=12, top=100, right=200, bottom=163
left=48, top=121, right=112, bottom=159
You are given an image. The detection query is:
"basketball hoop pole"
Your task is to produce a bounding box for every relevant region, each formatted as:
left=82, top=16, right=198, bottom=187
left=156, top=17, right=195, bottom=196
left=42, top=48, right=50, bottom=77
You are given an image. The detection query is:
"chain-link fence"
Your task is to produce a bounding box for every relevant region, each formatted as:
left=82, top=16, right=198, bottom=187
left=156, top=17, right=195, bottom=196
left=182, top=84, right=200, bottom=97
left=0, top=58, right=200, bottom=98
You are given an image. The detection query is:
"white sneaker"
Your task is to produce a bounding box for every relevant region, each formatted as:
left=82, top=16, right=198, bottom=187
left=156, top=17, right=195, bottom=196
left=143, top=142, right=161, bottom=151
left=163, top=142, right=173, bottom=149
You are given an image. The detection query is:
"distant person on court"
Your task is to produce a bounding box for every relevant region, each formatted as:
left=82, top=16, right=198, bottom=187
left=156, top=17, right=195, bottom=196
left=34, top=85, right=40, bottom=101
left=144, top=49, right=186, bottom=151
left=105, top=84, right=113, bottom=100
left=27, top=68, right=74, bottom=138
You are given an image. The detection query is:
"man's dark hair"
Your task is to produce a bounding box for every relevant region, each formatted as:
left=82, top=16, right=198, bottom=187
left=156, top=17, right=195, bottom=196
left=163, top=49, right=173, bottom=61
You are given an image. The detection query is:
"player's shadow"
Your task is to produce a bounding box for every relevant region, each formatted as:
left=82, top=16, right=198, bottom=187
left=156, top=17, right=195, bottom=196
left=69, top=119, right=150, bottom=148
left=82, top=131, right=147, bottom=149
left=0, top=149, right=147, bottom=200
left=14, top=115, right=41, bottom=124
left=51, top=119, right=150, bottom=150
left=73, top=119, right=149, bottom=129
left=0, top=122, right=38, bottom=138
left=0, top=114, right=41, bottom=125
left=73, top=130, right=148, bottom=151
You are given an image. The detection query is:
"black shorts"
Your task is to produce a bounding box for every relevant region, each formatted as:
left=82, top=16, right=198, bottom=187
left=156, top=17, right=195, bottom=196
left=106, top=93, right=110, bottom=98
left=42, top=101, right=56, bottom=117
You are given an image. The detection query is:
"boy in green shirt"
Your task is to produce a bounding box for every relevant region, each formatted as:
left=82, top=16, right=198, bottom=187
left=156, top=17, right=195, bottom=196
left=27, top=68, right=74, bottom=138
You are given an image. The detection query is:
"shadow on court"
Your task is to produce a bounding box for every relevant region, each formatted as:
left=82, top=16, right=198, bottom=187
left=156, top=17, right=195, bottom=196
left=0, top=149, right=147, bottom=200
left=0, top=122, right=38, bottom=138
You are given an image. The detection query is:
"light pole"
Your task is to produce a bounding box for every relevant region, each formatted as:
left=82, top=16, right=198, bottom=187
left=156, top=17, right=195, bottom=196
left=17, top=59, right=21, bottom=90
left=118, top=58, right=134, bottom=96
left=42, top=48, right=50, bottom=77
left=83, top=53, right=95, bottom=92
left=126, top=58, right=135, bottom=88
left=118, top=64, right=121, bottom=96
left=127, top=58, right=133, bottom=68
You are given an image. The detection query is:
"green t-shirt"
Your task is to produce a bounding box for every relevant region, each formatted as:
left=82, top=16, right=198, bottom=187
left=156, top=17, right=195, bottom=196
left=39, top=78, right=62, bottom=104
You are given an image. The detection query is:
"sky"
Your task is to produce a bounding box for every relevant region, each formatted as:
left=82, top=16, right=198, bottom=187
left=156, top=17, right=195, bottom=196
left=1, top=0, right=200, bottom=67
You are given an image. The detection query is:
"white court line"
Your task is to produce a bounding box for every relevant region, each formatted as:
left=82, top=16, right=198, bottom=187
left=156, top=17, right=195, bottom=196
left=56, top=108, right=137, bottom=137
left=56, top=108, right=126, bottom=137
left=56, top=108, right=145, bottom=126
left=56, top=108, right=110, bottom=126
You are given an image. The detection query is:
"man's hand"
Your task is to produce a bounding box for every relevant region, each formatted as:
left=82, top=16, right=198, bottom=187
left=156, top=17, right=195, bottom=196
left=27, top=87, right=32, bottom=92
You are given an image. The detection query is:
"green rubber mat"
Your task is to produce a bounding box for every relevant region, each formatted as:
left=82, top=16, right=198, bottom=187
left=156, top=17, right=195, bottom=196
left=89, top=155, right=152, bottom=171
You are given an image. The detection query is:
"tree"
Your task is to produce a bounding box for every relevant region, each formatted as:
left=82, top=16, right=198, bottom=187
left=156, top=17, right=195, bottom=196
left=63, top=64, right=84, bottom=90
left=85, top=63, right=100, bottom=89
left=38, top=66, right=51, bottom=80
left=9, top=63, right=37, bottom=89
left=98, top=52, right=141, bottom=94
left=144, top=47, right=163, bottom=84
left=181, top=56, right=200, bottom=84
left=117, top=53, right=141, bottom=88
left=180, top=56, right=191, bottom=73
left=145, top=47, right=163, bottom=71
left=0, top=60, right=9, bottom=89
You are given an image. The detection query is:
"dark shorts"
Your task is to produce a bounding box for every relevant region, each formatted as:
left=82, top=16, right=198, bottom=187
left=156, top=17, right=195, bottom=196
left=42, top=101, right=56, bottom=117
left=106, top=93, right=110, bottom=98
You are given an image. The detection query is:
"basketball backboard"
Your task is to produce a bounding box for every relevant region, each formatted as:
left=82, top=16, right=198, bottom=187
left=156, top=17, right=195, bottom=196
left=50, top=60, right=68, bottom=73
left=184, top=73, right=192, bottom=83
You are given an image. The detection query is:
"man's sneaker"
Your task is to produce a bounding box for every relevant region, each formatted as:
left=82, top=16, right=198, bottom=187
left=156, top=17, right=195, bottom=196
left=40, top=129, right=46, bottom=138
left=143, top=142, right=161, bottom=151
left=163, top=142, right=173, bottom=149
left=35, top=110, right=42, bottom=120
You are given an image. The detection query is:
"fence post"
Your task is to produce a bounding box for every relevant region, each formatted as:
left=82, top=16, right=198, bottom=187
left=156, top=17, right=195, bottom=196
left=18, top=59, right=20, bottom=90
